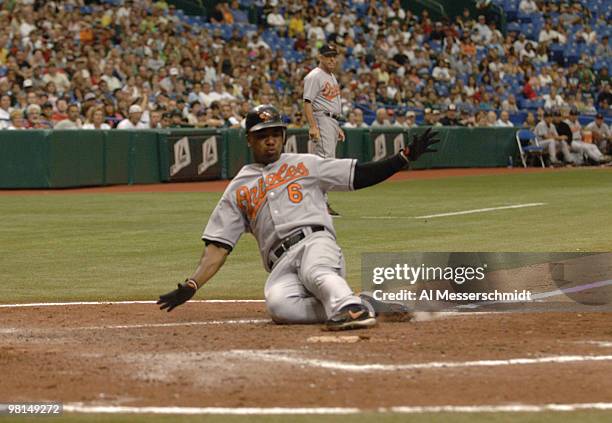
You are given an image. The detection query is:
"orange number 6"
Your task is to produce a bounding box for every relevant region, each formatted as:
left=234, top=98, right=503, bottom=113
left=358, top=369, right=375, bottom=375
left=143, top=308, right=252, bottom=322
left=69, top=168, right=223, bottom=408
left=287, top=183, right=303, bottom=203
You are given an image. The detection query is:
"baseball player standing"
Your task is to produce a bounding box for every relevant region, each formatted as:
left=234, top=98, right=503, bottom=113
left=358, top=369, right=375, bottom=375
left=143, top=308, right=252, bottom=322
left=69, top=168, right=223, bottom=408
left=157, top=104, right=439, bottom=331
left=303, top=44, right=344, bottom=216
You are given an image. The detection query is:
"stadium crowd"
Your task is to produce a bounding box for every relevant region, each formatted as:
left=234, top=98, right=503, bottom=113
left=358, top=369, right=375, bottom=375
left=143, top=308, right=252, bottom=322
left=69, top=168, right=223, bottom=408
left=0, top=0, right=609, bottom=160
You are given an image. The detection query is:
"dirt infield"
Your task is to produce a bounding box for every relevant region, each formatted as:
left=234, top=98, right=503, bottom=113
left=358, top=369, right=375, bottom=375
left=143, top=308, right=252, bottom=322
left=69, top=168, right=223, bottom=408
left=0, top=167, right=581, bottom=195
left=2, top=302, right=612, bottom=410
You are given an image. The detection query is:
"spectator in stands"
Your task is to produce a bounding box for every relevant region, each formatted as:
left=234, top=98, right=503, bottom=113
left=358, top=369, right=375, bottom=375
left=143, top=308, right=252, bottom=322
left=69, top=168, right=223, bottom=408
left=83, top=107, right=112, bottom=130
left=519, top=0, right=538, bottom=14
left=523, top=112, right=537, bottom=129
left=229, top=0, right=248, bottom=24
left=54, top=104, right=83, bottom=129
left=8, top=110, right=26, bottom=130
left=40, top=103, right=54, bottom=129
left=483, top=110, right=498, bottom=127
left=501, top=95, right=519, bottom=113
left=595, top=36, right=611, bottom=59
left=147, top=109, right=163, bottom=129
left=25, top=104, right=50, bottom=129
left=220, top=102, right=240, bottom=128
left=42, top=65, right=70, bottom=95
left=344, top=109, right=368, bottom=128
left=564, top=109, right=607, bottom=163
left=439, top=103, right=461, bottom=126
left=460, top=108, right=476, bottom=127
left=585, top=113, right=611, bottom=154
left=522, top=74, right=538, bottom=100
left=431, top=109, right=443, bottom=127
left=432, top=58, right=452, bottom=83
left=371, top=108, right=391, bottom=127
left=539, top=20, right=566, bottom=45
left=0, top=94, right=11, bottom=129
left=520, top=42, right=537, bottom=61
left=473, top=15, right=492, bottom=44
left=117, top=105, right=145, bottom=129
left=544, top=87, right=566, bottom=110
left=495, top=111, right=514, bottom=127
left=404, top=111, right=418, bottom=128
left=577, top=25, right=597, bottom=44
left=559, top=3, right=581, bottom=26
left=534, top=111, right=573, bottom=165
left=288, top=11, right=305, bottom=38
left=287, top=111, right=304, bottom=128
left=267, top=7, right=287, bottom=34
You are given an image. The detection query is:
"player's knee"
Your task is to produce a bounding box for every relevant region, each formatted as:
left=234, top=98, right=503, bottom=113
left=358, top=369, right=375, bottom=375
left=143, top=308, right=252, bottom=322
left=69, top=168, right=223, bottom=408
left=265, top=288, right=292, bottom=323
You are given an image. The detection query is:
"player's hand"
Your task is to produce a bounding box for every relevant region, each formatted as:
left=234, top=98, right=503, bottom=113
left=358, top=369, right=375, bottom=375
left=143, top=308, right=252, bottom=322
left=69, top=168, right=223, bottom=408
left=402, top=128, right=440, bottom=162
left=157, top=279, right=198, bottom=312
left=338, top=128, right=345, bottom=143
left=309, top=126, right=320, bottom=142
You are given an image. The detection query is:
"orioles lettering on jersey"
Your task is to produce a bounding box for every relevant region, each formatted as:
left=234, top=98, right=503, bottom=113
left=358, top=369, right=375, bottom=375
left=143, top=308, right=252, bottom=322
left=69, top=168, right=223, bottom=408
left=321, top=81, right=340, bottom=100
left=236, top=162, right=310, bottom=221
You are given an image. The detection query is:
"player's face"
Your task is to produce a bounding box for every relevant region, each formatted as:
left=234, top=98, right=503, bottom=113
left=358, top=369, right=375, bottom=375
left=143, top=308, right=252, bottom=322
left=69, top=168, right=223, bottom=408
left=319, top=54, right=338, bottom=72
left=248, top=127, right=284, bottom=164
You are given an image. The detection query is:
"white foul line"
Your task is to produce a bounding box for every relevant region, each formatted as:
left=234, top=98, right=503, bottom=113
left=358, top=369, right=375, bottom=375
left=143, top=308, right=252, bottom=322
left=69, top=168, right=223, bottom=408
left=531, top=279, right=612, bottom=300
left=0, top=300, right=265, bottom=308
left=228, top=350, right=612, bottom=372
left=361, top=203, right=546, bottom=219
left=74, top=319, right=270, bottom=330
left=61, top=402, right=612, bottom=415
left=414, top=203, right=546, bottom=219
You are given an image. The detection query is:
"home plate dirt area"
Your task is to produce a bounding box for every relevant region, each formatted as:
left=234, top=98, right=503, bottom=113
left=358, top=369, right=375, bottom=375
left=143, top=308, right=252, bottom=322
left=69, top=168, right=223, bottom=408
left=2, top=302, right=612, bottom=410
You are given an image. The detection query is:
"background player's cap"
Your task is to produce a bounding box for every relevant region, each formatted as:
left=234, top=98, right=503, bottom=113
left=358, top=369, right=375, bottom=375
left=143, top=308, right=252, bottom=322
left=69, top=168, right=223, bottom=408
left=319, top=44, right=338, bottom=57
left=245, top=104, right=287, bottom=133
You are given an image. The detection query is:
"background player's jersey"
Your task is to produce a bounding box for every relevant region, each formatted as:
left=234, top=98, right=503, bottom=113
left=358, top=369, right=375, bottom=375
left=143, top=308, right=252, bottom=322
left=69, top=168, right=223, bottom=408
left=203, top=153, right=356, bottom=271
left=303, top=68, right=342, bottom=116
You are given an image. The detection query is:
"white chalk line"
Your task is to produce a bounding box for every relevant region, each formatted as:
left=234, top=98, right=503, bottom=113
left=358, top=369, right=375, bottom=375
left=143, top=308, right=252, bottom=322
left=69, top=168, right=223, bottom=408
left=456, top=278, right=612, bottom=310
left=228, top=349, right=612, bottom=372
left=0, top=299, right=265, bottom=308
left=75, top=319, right=270, bottom=330
left=531, top=279, right=612, bottom=300
left=362, top=203, right=546, bottom=219
left=61, top=402, right=612, bottom=415
left=0, top=319, right=271, bottom=333
left=575, top=341, right=612, bottom=348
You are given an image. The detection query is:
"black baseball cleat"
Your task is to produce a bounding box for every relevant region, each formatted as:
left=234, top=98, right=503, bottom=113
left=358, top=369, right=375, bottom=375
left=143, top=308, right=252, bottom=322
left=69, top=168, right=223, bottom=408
left=326, top=203, right=341, bottom=217
left=324, top=304, right=376, bottom=331
left=359, top=292, right=414, bottom=322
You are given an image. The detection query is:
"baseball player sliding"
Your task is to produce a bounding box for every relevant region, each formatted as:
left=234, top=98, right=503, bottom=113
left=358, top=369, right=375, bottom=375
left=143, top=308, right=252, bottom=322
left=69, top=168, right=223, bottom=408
left=158, top=105, right=439, bottom=331
left=303, top=44, right=344, bottom=216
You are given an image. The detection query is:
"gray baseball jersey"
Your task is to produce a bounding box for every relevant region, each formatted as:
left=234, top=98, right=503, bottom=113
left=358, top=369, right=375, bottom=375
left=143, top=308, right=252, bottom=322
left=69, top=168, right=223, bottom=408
left=303, top=67, right=342, bottom=115
left=303, top=67, right=342, bottom=158
left=202, top=153, right=362, bottom=323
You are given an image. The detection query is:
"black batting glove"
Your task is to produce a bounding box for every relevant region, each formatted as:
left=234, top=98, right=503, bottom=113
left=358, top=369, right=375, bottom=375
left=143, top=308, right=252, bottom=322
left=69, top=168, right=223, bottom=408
left=401, top=128, right=440, bottom=162
left=157, top=279, right=198, bottom=312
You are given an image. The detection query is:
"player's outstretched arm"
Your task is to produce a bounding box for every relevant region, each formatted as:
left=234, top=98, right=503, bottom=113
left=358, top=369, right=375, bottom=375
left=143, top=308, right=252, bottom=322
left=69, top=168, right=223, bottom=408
left=353, top=128, right=440, bottom=190
left=157, top=243, right=230, bottom=312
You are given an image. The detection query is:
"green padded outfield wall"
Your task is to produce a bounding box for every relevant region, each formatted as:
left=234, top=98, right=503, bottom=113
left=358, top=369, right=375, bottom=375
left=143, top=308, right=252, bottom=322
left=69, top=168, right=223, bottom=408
left=0, top=130, right=49, bottom=188
left=0, top=130, right=161, bottom=188
left=0, top=128, right=519, bottom=189
left=366, top=127, right=518, bottom=168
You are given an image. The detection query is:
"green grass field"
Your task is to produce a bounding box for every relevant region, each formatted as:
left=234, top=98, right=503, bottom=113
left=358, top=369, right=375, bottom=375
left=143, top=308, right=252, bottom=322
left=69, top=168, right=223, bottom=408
left=1, top=168, right=611, bottom=303
left=1, top=168, right=612, bottom=423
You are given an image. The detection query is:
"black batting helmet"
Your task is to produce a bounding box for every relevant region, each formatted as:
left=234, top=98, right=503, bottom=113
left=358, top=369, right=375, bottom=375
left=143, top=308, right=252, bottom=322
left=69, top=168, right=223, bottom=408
left=245, top=104, right=286, bottom=133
